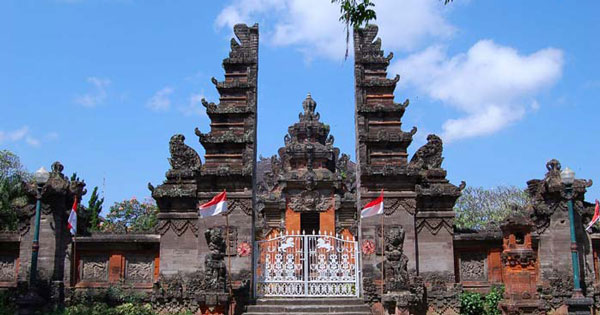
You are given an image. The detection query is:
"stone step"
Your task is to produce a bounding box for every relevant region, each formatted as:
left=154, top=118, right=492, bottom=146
left=242, top=297, right=372, bottom=314
left=255, top=298, right=366, bottom=305
left=244, top=313, right=371, bottom=315
left=246, top=304, right=371, bottom=313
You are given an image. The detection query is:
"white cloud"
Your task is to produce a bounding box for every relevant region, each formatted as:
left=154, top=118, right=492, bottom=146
left=75, top=77, right=111, bottom=107
left=392, top=40, right=563, bottom=142
left=0, top=126, right=41, bottom=147
left=146, top=87, right=174, bottom=111
left=179, top=93, right=206, bottom=116
left=216, top=0, right=454, bottom=60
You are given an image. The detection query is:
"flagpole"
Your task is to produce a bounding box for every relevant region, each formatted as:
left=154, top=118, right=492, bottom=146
left=72, top=197, right=78, bottom=287
left=381, top=210, right=384, bottom=299
left=225, top=213, right=233, bottom=315
left=72, top=234, right=77, bottom=286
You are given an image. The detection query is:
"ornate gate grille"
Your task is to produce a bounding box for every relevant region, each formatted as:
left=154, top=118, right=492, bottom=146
left=254, top=231, right=360, bottom=297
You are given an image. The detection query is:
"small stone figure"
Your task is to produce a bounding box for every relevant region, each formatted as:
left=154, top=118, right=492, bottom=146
left=168, top=134, right=202, bottom=171
left=409, top=134, right=443, bottom=171
left=385, top=226, right=409, bottom=291
left=203, top=228, right=226, bottom=291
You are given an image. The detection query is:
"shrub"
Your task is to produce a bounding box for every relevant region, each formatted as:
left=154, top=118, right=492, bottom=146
left=460, top=291, right=484, bottom=315
left=459, top=285, right=504, bottom=315
left=483, top=285, right=504, bottom=315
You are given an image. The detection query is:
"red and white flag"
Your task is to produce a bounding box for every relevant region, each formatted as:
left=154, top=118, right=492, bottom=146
left=67, top=197, right=78, bottom=236
left=586, top=199, right=600, bottom=232
left=198, top=191, right=228, bottom=218
left=361, top=190, right=384, bottom=219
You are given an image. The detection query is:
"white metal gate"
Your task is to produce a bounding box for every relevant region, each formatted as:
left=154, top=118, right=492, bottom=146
left=254, top=230, right=360, bottom=297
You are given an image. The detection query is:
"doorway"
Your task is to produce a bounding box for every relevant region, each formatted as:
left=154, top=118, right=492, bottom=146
left=301, top=212, right=320, bottom=234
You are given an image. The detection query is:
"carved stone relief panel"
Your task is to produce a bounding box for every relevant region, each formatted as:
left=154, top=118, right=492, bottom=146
left=125, top=254, right=154, bottom=283
left=80, top=255, right=109, bottom=282
left=0, top=255, right=16, bottom=282
left=459, top=252, right=487, bottom=282
left=288, top=190, right=332, bottom=213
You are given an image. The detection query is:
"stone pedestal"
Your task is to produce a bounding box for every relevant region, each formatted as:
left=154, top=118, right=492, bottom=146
left=382, top=291, right=420, bottom=315
left=566, top=296, right=593, bottom=315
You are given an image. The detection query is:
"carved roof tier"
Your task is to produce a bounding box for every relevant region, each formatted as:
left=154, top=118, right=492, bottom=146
left=359, top=127, right=417, bottom=144
left=357, top=99, right=408, bottom=114
left=358, top=75, right=400, bottom=87
left=196, top=129, right=254, bottom=145
left=214, top=80, right=254, bottom=92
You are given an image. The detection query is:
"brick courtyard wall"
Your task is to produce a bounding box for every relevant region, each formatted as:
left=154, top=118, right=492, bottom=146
left=73, top=234, right=159, bottom=289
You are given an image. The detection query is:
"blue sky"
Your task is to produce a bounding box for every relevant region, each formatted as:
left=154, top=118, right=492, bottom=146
left=1, top=0, right=599, bottom=211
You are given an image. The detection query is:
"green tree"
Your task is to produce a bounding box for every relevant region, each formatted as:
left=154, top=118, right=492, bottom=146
left=0, top=150, right=30, bottom=231
left=102, top=197, right=157, bottom=233
left=454, top=186, right=529, bottom=231
left=87, top=186, right=104, bottom=232
left=331, top=0, right=453, bottom=58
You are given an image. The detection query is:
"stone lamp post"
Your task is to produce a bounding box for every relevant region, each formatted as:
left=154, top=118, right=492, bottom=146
left=560, top=167, right=582, bottom=296
left=561, top=166, right=593, bottom=314
left=17, top=166, right=50, bottom=314
left=30, top=166, right=50, bottom=286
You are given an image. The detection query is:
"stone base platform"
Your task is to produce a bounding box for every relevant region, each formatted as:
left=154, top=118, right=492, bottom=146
left=243, top=298, right=372, bottom=314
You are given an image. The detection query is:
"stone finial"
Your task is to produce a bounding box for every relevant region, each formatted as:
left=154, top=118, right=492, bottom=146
left=302, top=93, right=316, bottom=116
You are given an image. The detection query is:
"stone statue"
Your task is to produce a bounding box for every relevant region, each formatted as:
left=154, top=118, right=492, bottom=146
left=168, top=134, right=202, bottom=171
left=203, top=228, right=226, bottom=291
left=385, top=226, right=409, bottom=291
left=409, top=134, right=443, bottom=171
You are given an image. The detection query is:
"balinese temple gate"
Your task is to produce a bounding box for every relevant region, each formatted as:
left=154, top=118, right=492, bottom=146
left=4, top=22, right=600, bottom=315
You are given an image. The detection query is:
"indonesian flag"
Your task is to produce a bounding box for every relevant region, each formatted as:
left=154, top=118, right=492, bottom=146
left=586, top=199, right=600, bottom=232
left=198, top=191, right=228, bottom=218
left=67, top=197, right=78, bottom=236
left=361, top=190, right=384, bottom=219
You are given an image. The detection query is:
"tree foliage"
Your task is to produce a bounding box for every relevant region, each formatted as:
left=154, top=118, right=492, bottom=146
left=454, top=186, right=529, bottom=231
left=0, top=150, right=30, bottom=231
left=87, top=186, right=104, bottom=232
left=331, top=0, right=453, bottom=59
left=102, top=197, right=157, bottom=233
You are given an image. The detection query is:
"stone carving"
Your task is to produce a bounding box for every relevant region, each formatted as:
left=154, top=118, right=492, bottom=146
left=384, top=198, right=416, bottom=215
left=203, top=228, right=226, bottom=291
left=0, top=255, right=16, bottom=282
left=125, top=254, right=154, bottom=283
left=156, top=219, right=198, bottom=237
left=300, top=93, right=319, bottom=121
left=409, top=134, right=443, bottom=171
left=385, top=226, right=409, bottom=291
left=420, top=271, right=462, bottom=314
left=528, top=159, right=593, bottom=233
left=336, top=153, right=356, bottom=193
left=152, top=271, right=230, bottom=314
left=459, top=252, right=487, bottom=282
left=416, top=217, right=454, bottom=235
left=227, top=198, right=253, bottom=216
left=80, top=255, right=109, bottom=282
left=538, top=268, right=573, bottom=311
left=258, top=155, right=282, bottom=194
left=288, top=190, right=331, bottom=213
left=167, top=134, right=201, bottom=176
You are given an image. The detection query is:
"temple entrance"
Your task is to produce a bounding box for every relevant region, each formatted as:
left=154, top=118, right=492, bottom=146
left=301, top=212, right=320, bottom=234
left=254, top=231, right=359, bottom=297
